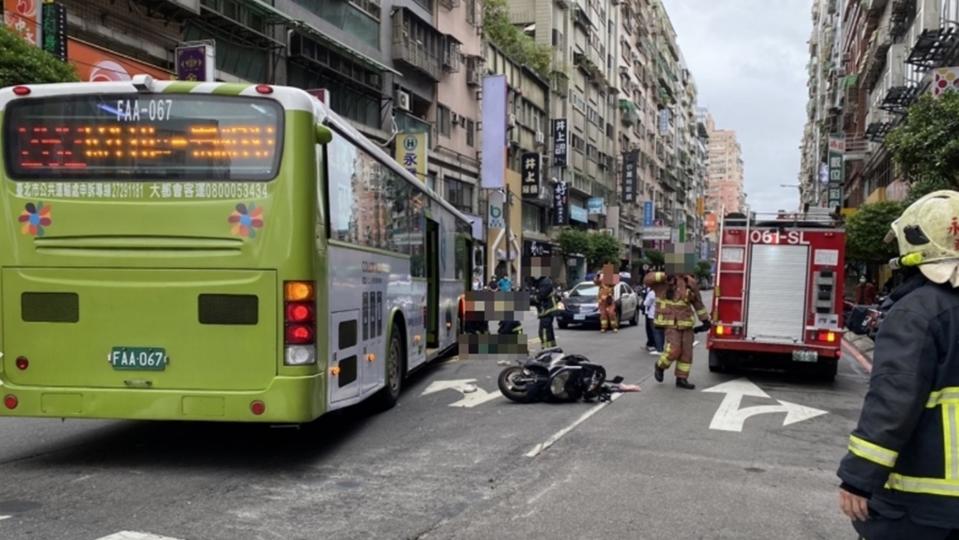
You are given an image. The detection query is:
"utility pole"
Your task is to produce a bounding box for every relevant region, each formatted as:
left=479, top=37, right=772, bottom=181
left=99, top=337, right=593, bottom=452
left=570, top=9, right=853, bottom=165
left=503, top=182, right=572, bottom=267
left=504, top=183, right=512, bottom=285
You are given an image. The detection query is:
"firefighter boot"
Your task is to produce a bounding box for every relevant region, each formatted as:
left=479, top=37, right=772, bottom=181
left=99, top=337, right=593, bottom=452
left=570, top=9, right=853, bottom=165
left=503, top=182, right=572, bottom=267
left=654, top=365, right=664, bottom=383
left=676, top=378, right=696, bottom=390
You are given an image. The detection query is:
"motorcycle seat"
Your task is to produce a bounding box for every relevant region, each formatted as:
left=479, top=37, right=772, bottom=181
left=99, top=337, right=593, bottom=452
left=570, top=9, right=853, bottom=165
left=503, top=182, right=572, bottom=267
left=539, top=346, right=563, bottom=355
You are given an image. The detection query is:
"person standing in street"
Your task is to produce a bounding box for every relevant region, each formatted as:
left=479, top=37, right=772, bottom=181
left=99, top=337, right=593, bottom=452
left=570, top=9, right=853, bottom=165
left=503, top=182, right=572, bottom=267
left=498, top=274, right=512, bottom=292
left=644, top=271, right=710, bottom=389
left=837, top=191, right=959, bottom=539
left=643, top=286, right=663, bottom=354
left=594, top=267, right=619, bottom=333
left=530, top=276, right=560, bottom=348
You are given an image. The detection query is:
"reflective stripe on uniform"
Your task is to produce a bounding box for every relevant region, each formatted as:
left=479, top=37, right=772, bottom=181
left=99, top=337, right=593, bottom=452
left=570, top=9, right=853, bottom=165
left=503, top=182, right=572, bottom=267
left=848, top=435, right=898, bottom=468
left=927, top=387, right=959, bottom=408
left=696, top=308, right=708, bottom=318
left=886, top=473, right=959, bottom=497
left=945, top=403, right=959, bottom=480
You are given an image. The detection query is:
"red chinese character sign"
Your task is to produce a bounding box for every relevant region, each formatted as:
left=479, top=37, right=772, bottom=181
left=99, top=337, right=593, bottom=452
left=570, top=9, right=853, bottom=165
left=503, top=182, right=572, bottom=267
left=4, top=0, right=42, bottom=45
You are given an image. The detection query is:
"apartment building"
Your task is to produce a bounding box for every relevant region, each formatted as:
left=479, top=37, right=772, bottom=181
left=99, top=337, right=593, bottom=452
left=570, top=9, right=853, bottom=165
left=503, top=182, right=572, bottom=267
left=802, top=0, right=959, bottom=210
left=704, top=112, right=745, bottom=216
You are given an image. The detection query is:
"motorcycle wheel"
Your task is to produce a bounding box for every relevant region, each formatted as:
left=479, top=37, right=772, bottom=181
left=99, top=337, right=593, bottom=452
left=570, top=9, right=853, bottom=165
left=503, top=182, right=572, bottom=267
left=498, top=367, right=539, bottom=403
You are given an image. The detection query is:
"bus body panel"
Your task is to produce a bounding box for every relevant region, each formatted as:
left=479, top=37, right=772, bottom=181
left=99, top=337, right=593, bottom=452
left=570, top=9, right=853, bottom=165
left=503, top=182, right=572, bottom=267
left=3, top=267, right=277, bottom=391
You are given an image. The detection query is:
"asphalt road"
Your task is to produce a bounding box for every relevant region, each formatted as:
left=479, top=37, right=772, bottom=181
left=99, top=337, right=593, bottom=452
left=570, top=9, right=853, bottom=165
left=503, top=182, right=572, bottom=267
left=0, top=315, right=870, bottom=540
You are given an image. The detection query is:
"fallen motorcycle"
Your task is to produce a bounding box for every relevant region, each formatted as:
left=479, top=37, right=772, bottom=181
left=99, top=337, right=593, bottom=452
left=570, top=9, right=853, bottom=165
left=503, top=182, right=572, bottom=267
left=497, top=347, right=639, bottom=404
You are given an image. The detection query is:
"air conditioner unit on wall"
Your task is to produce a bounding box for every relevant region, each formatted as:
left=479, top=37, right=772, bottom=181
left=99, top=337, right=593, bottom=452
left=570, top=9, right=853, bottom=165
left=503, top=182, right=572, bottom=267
left=396, top=90, right=411, bottom=112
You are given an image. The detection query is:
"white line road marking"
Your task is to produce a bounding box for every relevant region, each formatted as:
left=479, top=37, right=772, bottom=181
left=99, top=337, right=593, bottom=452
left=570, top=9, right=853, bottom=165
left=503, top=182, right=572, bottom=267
left=420, top=379, right=502, bottom=408
left=702, top=378, right=828, bottom=432
left=0, top=515, right=11, bottom=521
left=525, top=393, right=623, bottom=458
left=95, top=532, right=183, bottom=540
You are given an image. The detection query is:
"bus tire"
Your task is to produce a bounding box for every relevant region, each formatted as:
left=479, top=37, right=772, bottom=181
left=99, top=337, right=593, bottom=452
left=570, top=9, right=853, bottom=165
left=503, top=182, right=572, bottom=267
left=374, top=325, right=404, bottom=411
left=708, top=350, right=725, bottom=373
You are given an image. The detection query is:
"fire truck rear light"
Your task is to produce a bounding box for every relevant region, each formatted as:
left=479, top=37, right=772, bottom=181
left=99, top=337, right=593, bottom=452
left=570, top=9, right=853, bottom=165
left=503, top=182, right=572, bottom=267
left=816, top=331, right=837, bottom=342
left=716, top=325, right=725, bottom=336
left=4, top=394, right=18, bottom=409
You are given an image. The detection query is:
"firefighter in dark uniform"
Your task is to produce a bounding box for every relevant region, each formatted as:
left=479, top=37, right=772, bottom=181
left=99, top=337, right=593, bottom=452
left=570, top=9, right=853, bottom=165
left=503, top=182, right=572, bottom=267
left=644, top=270, right=710, bottom=389
left=529, top=276, right=560, bottom=348
left=838, top=191, right=959, bottom=538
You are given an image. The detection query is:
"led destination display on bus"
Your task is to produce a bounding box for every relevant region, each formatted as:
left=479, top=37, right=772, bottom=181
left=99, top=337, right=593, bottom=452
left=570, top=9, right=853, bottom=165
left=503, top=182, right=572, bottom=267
left=3, top=94, right=283, bottom=181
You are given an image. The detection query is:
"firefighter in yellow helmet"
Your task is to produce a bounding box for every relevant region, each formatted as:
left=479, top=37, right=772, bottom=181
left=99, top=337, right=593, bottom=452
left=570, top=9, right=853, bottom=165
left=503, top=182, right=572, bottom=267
left=838, top=191, right=959, bottom=538
left=644, top=269, right=710, bottom=389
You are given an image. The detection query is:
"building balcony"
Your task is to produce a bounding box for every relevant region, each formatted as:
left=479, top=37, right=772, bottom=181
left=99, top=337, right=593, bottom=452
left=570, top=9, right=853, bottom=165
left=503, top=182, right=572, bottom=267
left=865, top=120, right=896, bottom=142
left=392, top=9, right=443, bottom=81
left=880, top=84, right=920, bottom=113
left=906, top=26, right=959, bottom=70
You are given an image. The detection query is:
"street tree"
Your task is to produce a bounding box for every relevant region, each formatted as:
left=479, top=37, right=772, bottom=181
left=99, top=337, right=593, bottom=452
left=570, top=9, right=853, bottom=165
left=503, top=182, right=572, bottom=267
left=558, top=228, right=589, bottom=261
left=885, top=92, right=959, bottom=202
left=643, top=249, right=665, bottom=268
left=586, top=232, right=621, bottom=269
left=0, top=25, right=77, bottom=87
left=845, top=201, right=904, bottom=264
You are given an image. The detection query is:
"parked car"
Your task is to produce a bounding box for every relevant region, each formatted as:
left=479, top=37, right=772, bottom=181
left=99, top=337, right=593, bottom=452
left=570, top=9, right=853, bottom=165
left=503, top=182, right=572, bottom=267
left=558, top=281, right=641, bottom=329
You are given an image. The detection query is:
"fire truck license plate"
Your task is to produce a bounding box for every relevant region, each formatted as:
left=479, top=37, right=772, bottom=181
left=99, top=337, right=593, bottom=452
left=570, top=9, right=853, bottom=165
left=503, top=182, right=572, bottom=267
left=792, top=350, right=819, bottom=363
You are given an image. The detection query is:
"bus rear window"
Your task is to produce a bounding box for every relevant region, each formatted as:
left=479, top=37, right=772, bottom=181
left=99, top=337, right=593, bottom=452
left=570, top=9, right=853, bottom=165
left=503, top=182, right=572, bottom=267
left=3, top=94, right=282, bottom=181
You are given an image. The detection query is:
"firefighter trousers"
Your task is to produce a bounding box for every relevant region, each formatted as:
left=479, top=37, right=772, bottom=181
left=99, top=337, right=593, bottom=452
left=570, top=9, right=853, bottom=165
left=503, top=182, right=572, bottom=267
left=539, top=315, right=556, bottom=348
left=658, top=327, right=694, bottom=379
left=599, top=302, right=618, bottom=331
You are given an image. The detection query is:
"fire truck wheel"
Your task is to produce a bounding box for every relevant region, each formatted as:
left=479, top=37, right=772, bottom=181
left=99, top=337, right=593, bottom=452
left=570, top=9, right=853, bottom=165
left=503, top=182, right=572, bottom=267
left=708, top=350, right=726, bottom=373
left=816, top=358, right=838, bottom=381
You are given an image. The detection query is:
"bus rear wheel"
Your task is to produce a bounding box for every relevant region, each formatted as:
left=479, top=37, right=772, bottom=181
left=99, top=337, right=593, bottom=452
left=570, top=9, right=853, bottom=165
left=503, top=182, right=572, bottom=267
left=374, top=326, right=404, bottom=410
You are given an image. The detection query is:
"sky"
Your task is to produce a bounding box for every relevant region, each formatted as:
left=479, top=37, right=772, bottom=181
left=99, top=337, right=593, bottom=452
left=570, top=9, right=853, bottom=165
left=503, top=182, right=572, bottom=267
left=659, top=0, right=812, bottom=213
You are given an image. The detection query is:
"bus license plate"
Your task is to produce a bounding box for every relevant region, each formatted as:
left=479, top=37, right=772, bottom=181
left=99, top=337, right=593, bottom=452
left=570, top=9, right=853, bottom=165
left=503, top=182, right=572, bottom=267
left=111, top=347, right=167, bottom=371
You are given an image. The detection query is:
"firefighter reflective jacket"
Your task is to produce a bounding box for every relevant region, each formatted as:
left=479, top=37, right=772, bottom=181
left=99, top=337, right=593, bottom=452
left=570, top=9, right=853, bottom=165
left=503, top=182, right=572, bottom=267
left=838, top=273, right=959, bottom=528
left=643, top=272, right=709, bottom=329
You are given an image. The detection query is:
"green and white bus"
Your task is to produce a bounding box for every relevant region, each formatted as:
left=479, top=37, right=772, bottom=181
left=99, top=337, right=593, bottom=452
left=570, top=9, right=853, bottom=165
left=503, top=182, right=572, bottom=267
left=0, top=77, right=473, bottom=422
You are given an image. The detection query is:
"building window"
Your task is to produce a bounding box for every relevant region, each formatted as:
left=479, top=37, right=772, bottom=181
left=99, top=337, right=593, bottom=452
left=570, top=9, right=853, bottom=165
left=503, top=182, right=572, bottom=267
left=445, top=177, right=474, bottom=213
left=465, top=0, right=477, bottom=25
left=522, top=202, right=544, bottom=233
left=466, top=119, right=475, bottom=147
left=437, top=105, right=451, bottom=137
left=291, top=0, right=381, bottom=49
left=571, top=133, right=585, bottom=152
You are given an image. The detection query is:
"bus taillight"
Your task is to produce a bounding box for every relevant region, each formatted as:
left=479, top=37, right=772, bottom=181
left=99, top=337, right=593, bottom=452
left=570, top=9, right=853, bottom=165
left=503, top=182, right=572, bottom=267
left=284, top=281, right=316, bottom=365
left=4, top=395, right=18, bottom=410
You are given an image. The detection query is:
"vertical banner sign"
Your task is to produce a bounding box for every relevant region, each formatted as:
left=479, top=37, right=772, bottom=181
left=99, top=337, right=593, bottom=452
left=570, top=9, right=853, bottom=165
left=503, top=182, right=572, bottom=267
left=488, top=190, right=505, bottom=229
left=481, top=75, right=507, bottom=189
left=827, top=135, right=845, bottom=208
left=553, top=181, right=569, bottom=225
left=41, top=1, right=66, bottom=62
left=521, top=152, right=541, bottom=199
left=175, top=42, right=215, bottom=81
left=643, top=201, right=654, bottom=227
left=552, top=119, right=568, bottom=168
left=395, top=132, right=428, bottom=181
left=621, top=150, right=638, bottom=203
left=4, top=0, right=42, bottom=45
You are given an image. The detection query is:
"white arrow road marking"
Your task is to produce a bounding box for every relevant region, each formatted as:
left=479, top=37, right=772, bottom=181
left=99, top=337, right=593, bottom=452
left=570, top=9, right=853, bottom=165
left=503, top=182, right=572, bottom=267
left=420, top=378, right=502, bottom=408
left=702, top=378, right=828, bottom=432
left=526, top=393, right=624, bottom=458
left=0, top=515, right=10, bottom=521
left=95, top=533, right=183, bottom=540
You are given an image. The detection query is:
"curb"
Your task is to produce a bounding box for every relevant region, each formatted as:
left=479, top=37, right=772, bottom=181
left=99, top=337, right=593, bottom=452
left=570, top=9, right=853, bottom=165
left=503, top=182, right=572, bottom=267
left=842, top=337, right=873, bottom=374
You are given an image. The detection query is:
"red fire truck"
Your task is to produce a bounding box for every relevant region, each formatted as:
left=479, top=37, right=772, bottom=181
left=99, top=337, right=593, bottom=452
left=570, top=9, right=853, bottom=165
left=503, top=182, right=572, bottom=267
left=707, top=209, right=846, bottom=380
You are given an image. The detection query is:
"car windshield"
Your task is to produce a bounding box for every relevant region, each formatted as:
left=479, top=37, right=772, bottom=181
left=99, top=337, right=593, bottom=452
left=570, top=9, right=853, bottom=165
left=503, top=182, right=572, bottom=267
left=569, top=284, right=599, bottom=298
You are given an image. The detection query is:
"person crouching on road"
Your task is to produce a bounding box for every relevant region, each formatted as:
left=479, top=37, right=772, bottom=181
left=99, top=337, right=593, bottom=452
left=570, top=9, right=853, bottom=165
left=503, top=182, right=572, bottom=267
left=643, top=271, right=710, bottom=389
left=837, top=190, right=959, bottom=539
left=594, top=269, right=619, bottom=333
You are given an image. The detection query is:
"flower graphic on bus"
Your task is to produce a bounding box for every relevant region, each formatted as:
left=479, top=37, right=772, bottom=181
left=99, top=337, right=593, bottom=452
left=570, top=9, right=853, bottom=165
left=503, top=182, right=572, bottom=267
left=18, top=202, right=52, bottom=237
left=228, top=203, right=264, bottom=238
